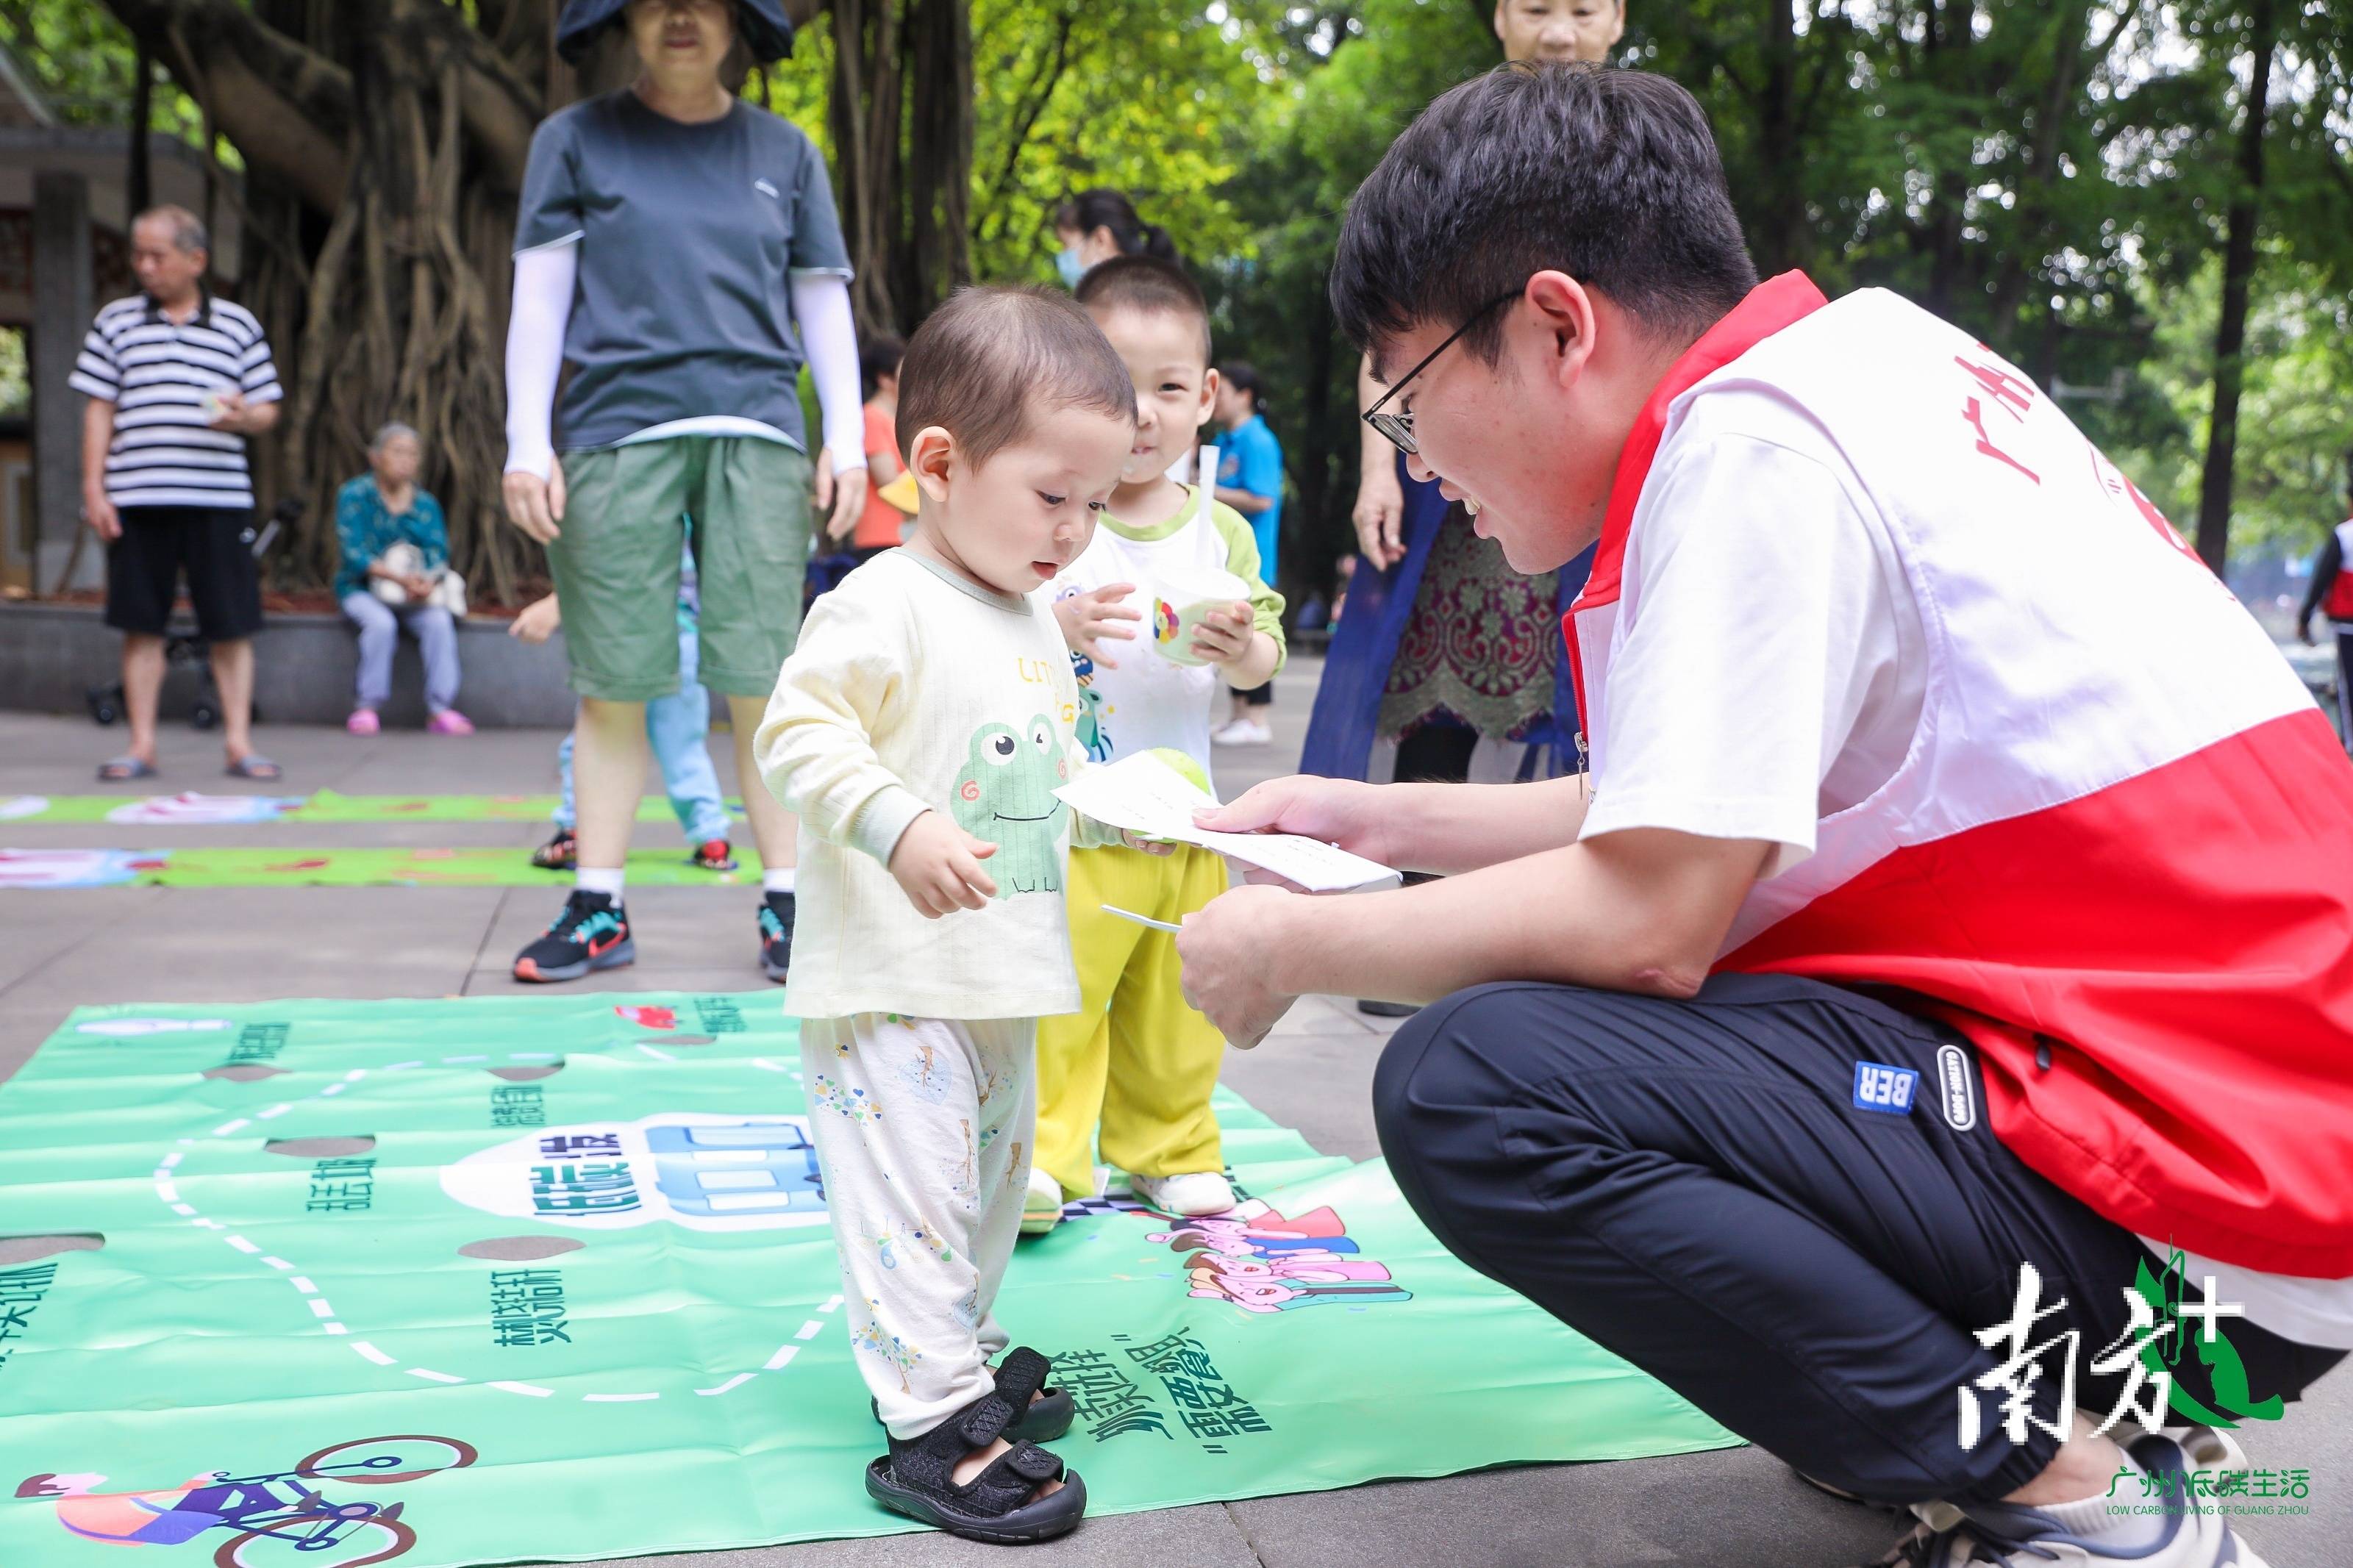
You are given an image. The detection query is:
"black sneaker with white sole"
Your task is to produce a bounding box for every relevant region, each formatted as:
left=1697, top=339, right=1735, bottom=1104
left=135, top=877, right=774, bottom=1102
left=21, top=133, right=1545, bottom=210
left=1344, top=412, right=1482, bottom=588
left=513, top=890, right=633, bottom=983
left=759, top=891, right=796, bottom=984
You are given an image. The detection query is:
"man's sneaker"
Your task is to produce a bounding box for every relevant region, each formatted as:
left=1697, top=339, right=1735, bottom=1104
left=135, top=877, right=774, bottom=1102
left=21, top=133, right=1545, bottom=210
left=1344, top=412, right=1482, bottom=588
left=513, top=890, right=632, bottom=983
left=758, top=891, right=795, bottom=983
left=1021, top=1168, right=1065, bottom=1236
left=688, top=838, right=738, bottom=871
left=1212, top=718, right=1273, bottom=747
left=1358, top=998, right=1419, bottom=1018
left=531, top=828, right=577, bottom=871
left=1866, top=1428, right=2266, bottom=1567
left=1130, top=1170, right=1236, bottom=1216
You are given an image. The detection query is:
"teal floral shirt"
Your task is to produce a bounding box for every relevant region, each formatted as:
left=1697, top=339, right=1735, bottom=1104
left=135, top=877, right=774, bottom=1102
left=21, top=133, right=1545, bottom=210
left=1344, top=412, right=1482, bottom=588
left=334, top=475, right=448, bottom=601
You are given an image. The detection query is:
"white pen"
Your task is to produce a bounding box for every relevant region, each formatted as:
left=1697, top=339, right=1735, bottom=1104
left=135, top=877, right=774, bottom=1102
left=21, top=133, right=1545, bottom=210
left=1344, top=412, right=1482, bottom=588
left=1099, top=903, right=1182, bottom=933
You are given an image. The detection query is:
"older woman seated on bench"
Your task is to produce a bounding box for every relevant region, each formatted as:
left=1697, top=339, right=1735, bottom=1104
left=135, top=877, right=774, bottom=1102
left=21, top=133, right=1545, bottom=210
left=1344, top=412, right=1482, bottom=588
left=335, top=422, right=471, bottom=735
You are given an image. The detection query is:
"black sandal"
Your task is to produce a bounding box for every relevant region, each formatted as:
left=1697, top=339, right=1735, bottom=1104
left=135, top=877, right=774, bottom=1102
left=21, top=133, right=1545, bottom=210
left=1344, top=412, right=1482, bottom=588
left=863, top=1347, right=1086, bottom=1543
left=871, top=1347, right=1074, bottom=1442
left=531, top=828, right=577, bottom=870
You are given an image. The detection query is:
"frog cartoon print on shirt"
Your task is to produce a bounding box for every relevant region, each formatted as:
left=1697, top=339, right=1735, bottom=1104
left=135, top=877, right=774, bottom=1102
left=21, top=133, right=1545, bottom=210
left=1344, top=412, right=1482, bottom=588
left=949, top=715, right=1069, bottom=897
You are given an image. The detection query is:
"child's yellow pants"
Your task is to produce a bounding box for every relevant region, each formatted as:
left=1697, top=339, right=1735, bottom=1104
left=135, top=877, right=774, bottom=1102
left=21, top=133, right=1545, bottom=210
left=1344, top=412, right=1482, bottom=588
left=1033, top=842, right=1229, bottom=1198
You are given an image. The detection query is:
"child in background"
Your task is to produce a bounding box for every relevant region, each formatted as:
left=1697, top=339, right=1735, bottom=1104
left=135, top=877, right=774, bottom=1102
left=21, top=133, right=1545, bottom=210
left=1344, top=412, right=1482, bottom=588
left=1032, top=257, right=1285, bottom=1231
left=1211, top=359, right=1285, bottom=746
left=513, top=543, right=735, bottom=877
left=755, top=287, right=1138, bottom=1545
left=846, top=334, right=910, bottom=562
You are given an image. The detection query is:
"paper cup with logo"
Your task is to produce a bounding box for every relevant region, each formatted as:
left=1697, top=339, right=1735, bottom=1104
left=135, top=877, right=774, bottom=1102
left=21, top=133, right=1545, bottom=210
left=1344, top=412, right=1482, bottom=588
left=1150, top=564, right=1252, bottom=667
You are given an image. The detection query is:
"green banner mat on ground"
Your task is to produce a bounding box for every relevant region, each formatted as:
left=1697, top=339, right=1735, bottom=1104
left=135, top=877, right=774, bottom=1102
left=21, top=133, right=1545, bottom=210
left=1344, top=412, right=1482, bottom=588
left=2, top=792, right=743, bottom=826
left=0, top=846, right=765, bottom=889
left=0, top=992, right=1736, bottom=1567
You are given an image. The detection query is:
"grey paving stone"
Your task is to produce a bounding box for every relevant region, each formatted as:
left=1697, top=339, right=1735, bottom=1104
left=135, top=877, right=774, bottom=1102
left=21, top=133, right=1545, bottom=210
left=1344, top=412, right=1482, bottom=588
left=527, top=1503, right=1263, bottom=1568
left=0, top=885, right=497, bottom=1007
left=0, top=886, right=135, bottom=993
left=1229, top=1450, right=1902, bottom=1568
left=5, top=671, right=2351, bottom=1568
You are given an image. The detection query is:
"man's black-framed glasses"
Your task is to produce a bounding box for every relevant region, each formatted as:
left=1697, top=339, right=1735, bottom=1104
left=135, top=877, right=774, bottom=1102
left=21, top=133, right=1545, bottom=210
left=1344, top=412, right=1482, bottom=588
left=1360, top=288, right=1522, bottom=456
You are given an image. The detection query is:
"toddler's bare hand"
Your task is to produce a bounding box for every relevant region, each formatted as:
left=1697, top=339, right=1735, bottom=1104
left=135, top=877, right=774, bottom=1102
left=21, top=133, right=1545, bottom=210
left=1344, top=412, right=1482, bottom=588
left=1054, top=582, right=1143, bottom=667
left=1188, top=602, right=1254, bottom=666
left=888, top=812, right=999, bottom=917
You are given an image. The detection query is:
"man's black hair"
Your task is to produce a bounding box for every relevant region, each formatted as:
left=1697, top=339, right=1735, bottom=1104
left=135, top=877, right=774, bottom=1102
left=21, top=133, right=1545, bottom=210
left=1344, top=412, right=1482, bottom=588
left=1330, top=63, right=1759, bottom=373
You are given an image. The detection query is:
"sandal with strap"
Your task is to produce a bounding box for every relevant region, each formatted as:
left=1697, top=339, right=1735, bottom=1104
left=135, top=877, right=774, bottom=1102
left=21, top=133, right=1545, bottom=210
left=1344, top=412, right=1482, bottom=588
left=871, top=1347, right=1074, bottom=1443
left=531, top=828, right=578, bottom=871
left=863, top=1350, right=1086, bottom=1543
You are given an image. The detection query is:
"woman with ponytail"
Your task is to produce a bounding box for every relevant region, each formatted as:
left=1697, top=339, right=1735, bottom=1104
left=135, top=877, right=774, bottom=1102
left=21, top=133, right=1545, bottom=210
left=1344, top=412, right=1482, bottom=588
left=1052, top=188, right=1179, bottom=284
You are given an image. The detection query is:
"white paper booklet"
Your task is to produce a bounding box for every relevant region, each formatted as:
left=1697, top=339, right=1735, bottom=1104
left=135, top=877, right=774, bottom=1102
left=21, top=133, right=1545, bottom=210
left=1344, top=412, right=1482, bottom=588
left=1053, top=753, right=1402, bottom=894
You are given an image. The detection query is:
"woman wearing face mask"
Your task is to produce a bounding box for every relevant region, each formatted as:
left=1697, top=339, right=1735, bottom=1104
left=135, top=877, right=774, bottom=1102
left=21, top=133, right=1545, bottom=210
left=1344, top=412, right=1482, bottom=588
left=1051, top=188, right=1180, bottom=287
left=501, top=0, right=865, bottom=989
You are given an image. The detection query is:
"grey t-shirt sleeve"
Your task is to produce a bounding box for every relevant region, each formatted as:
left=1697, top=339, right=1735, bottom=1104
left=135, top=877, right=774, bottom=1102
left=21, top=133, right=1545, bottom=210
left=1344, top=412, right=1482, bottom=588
left=515, top=112, right=586, bottom=253
left=787, top=133, right=852, bottom=276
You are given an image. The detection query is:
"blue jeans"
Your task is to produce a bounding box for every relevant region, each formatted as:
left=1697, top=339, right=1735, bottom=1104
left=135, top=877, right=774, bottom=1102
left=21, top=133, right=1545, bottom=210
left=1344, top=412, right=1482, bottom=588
left=342, top=592, right=460, bottom=713
left=554, top=610, right=729, bottom=845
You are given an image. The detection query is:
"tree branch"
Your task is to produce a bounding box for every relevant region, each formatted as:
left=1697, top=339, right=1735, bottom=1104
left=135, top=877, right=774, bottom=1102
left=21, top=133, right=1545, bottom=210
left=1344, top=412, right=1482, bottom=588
left=413, top=0, right=543, bottom=189
left=987, top=5, right=1079, bottom=209
left=97, top=0, right=354, bottom=211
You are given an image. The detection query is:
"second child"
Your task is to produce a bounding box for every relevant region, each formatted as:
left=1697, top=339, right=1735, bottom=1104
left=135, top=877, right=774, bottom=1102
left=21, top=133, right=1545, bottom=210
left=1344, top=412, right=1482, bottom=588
left=845, top=333, right=911, bottom=562
left=755, top=286, right=1138, bottom=1545
left=1030, top=257, right=1285, bottom=1230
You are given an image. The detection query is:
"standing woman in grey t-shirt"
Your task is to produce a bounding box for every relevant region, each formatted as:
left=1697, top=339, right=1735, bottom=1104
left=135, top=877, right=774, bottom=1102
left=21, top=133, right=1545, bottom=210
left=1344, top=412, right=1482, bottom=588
left=501, top=0, right=865, bottom=987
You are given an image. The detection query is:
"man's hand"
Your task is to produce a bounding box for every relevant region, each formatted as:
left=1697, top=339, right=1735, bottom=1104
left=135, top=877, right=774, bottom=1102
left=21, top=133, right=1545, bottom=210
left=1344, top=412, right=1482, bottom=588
left=815, top=456, right=868, bottom=545
left=888, top=811, right=999, bottom=917
left=1194, top=773, right=1389, bottom=867
left=1177, top=884, right=1300, bottom=1049
left=204, top=389, right=279, bottom=435
left=1352, top=459, right=1406, bottom=570
left=509, top=595, right=562, bottom=644
left=1054, top=582, right=1143, bottom=667
left=2298, top=618, right=2316, bottom=648
left=503, top=462, right=568, bottom=545
left=84, top=490, right=121, bottom=543
left=1188, top=602, right=1255, bottom=667
left=402, top=572, right=437, bottom=601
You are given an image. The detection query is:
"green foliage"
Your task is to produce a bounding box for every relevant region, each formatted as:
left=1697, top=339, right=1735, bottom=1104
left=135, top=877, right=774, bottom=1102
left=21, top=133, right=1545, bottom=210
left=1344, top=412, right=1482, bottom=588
left=0, top=0, right=204, bottom=141
left=756, top=0, right=1293, bottom=284
left=967, top=0, right=1290, bottom=282
left=2118, top=254, right=2353, bottom=558
left=21, top=0, right=2349, bottom=582
left=0, top=326, right=26, bottom=418
left=1202, top=0, right=2353, bottom=584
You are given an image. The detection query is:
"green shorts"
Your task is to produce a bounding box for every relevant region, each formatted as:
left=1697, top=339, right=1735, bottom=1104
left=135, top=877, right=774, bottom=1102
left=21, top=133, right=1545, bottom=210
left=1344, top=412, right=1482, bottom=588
left=550, top=437, right=813, bottom=701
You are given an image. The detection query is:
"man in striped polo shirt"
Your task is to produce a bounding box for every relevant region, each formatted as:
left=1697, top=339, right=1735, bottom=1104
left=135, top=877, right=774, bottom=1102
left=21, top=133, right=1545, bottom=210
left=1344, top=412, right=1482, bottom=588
left=73, top=204, right=284, bottom=781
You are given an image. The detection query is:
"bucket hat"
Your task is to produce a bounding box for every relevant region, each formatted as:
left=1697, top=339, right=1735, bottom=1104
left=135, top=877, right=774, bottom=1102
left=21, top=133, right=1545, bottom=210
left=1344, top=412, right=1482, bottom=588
left=556, top=0, right=796, bottom=65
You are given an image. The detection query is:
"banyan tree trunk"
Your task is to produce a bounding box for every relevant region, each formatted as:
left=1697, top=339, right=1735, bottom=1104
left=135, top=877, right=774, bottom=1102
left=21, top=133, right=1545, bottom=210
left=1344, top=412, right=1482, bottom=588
left=829, top=0, right=973, bottom=337
left=100, top=0, right=549, bottom=603
left=279, top=1, right=517, bottom=601
left=101, top=0, right=965, bottom=601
